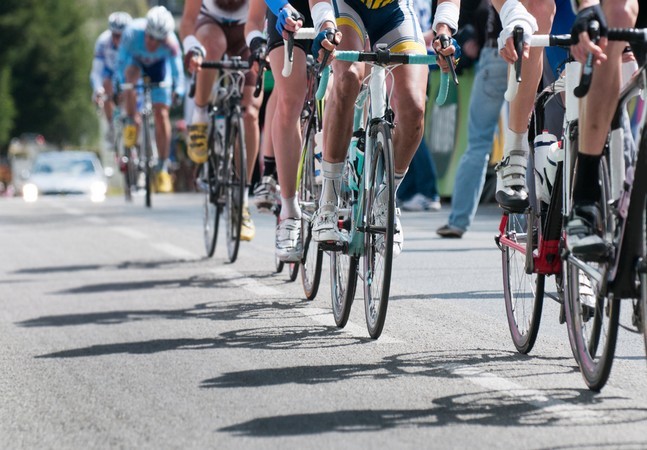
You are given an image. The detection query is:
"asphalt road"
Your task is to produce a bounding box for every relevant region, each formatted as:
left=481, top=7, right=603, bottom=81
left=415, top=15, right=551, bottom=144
left=2, top=193, right=647, bottom=449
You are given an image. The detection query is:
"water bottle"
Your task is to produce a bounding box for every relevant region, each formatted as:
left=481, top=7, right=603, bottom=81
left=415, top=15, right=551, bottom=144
left=348, top=131, right=365, bottom=192
left=314, top=130, right=323, bottom=185
left=533, top=131, right=561, bottom=204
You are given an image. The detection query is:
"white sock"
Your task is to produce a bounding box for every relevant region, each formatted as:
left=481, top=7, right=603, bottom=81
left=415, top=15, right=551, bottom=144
left=394, top=170, right=406, bottom=197
left=243, top=188, right=249, bottom=206
left=191, top=106, right=208, bottom=125
left=280, top=195, right=301, bottom=220
left=504, top=129, right=529, bottom=156
left=320, top=160, right=344, bottom=211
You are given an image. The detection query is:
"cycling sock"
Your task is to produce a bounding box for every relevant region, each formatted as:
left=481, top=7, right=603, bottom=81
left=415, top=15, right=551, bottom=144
left=263, top=156, right=277, bottom=178
left=504, top=129, right=529, bottom=154
left=192, top=106, right=208, bottom=124
left=158, top=159, right=170, bottom=172
left=394, top=171, right=406, bottom=197
left=280, top=195, right=301, bottom=220
left=243, top=187, right=249, bottom=206
left=573, top=153, right=601, bottom=205
left=320, top=160, right=344, bottom=211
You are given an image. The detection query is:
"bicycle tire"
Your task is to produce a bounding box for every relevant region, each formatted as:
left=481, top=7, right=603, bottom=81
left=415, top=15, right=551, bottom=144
left=501, top=212, right=544, bottom=354
left=143, top=114, right=153, bottom=208
left=566, top=155, right=619, bottom=391
left=289, top=262, right=300, bottom=282
left=299, top=117, right=323, bottom=299
left=642, top=204, right=647, bottom=363
left=330, top=160, right=358, bottom=328
left=225, top=113, right=246, bottom=263
left=202, top=159, right=221, bottom=257
left=363, top=120, right=394, bottom=339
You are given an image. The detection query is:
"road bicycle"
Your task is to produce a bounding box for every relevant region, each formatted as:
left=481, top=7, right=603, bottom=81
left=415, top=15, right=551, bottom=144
left=319, top=45, right=452, bottom=339
left=120, top=77, right=164, bottom=208
left=192, top=57, right=249, bottom=263
left=496, top=25, right=647, bottom=390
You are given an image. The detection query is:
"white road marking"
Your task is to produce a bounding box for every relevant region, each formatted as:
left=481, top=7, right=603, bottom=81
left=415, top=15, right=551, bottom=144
left=442, top=363, right=603, bottom=423
left=151, top=243, right=199, bottom=260
left=299, top=307, right=403, bottom=343
left=210, top=267, right=282, bottom=296
left=110, top=226, right=148, bottom=240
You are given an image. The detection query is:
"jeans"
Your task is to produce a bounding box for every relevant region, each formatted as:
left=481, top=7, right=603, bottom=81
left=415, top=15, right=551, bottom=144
left=398, top=134, right=439, bottom=201
left=448, top=48, right=507, bottom=231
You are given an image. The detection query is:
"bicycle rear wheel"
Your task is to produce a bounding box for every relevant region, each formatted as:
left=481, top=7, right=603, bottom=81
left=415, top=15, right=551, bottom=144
left=330, top=162, right=358, bottom=328
left=501, top=212, right=544, bottom=354
left=566, top=155, right=619, bottom=391
left=363, top=121, right=394, bottom=339
left=299, top=118, right=323, bottom=299
left=224, top=114, right=246, bottom=263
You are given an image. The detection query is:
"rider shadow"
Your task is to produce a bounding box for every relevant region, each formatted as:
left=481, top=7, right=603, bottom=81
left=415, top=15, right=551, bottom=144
left=389, top=290, right=503, bottom=301
left=13, top=259, right=197, bottom=275
left=18, top=297, right=304, bottom=328
left=202, top=349, right=576, bottom=391
left=218, top=387, right=647, bottom=437
left=34, top=324, right=368, bottom=359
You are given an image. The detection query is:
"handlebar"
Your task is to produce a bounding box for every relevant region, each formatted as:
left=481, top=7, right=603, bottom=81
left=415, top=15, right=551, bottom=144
left=282, top=27, right=317, bottom=77
left=188, top=57, right=251, bottom=98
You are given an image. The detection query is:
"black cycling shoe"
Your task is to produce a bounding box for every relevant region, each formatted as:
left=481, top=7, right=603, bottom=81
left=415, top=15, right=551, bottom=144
left=566, top=202, right=607, bottom=259
left=495, top=188, right=530, bottom=213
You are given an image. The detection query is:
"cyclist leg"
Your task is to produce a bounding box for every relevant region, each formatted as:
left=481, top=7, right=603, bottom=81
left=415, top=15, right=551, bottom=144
left=123, top=64, right=142, bottom=148
left=254, top=91, right=280, bottom=211
left=494, top=0, right=555, bottom=212
left=188, top=18, right=227, bottom=164
left=313, top=13, right=366, bottom=243
left=566, top=0, right=639, bottom=257
left=267, top=29, right=309, bottom=260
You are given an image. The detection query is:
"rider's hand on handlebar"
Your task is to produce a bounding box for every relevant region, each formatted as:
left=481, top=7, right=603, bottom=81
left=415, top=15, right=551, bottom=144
left=570, top=4, right=608, bottom=65
left=249, top=36, right=268, bottom=67
left=432, top=27, right=457, bottom=73
left=184, top=50, right=204, bottom=74
left=313, top=25, right=341, bottom=64
left=277, top=5, right=304, bottom=39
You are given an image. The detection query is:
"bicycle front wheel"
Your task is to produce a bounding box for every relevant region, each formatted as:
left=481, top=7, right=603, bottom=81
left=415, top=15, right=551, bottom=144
left=202, top=159, right=221, bottom=257
left=363, top=121, right=394, bottom=339
left=224, top=114, right=246, bottom=263
left=142, top=114, right=153, bottom=208
left=501, top=212, right=544, bottom=354
left=299, top=118, right=323, bottom=299
left=566, top=155, right=619, bottom=391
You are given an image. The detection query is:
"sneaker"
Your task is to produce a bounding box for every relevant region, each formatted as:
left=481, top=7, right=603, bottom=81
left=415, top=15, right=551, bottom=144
left=240, top=206, right=255, bottom=241
left=495, top=149, right=529, bottom=212
left=123, top=123, right=137, bottom=148
left=427, top=197, right=441, bottom=211
left=375, top=185, right=404, bottom=258
left=156, top=171, right=173, bottom=193
left=253, top=175, right=280, bottom=212
left=188, top=123, right=208, bottom=164
left=436, top=224, right=464, bottom=238
left=276, top=217, right=303, bottom=262
left=566, top=203, right=606, bottom=259
left=313, top=207, right=341, bottom=243
left=400, top=193, right=428, bottom=211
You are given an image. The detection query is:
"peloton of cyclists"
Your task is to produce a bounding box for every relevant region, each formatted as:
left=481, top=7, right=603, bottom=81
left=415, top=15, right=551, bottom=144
left=117, top=6, right=186, bottom=194
left=180, top=0, right=263, bottom=242
left=91, top=12, right=132, bottom=142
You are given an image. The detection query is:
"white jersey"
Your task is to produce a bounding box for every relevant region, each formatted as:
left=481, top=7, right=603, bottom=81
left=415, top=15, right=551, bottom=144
left=90, top=30, right=119, bottom=93
left=200, top=0, right=248, bottom=24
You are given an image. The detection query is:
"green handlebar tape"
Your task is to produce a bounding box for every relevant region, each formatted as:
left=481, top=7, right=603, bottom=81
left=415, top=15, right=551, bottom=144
left=407, top=54, right=437, bottom=65
left=316, top=66, right=330, bottom=101
left=334, top=51, right=360, bottom=62
left=435, top=72, right=449, bottom=106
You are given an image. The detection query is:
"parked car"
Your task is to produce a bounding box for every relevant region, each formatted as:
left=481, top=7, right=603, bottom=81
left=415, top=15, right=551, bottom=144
left=22, top=151, right=111, bottom=203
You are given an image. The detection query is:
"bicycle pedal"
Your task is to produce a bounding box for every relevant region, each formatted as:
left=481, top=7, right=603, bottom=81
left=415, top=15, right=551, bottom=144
left=319, top=241, right=348, bottom=252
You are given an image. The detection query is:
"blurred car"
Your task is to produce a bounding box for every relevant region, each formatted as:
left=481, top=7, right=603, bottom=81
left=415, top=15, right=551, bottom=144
left=22, top=151, right=110, bottom=203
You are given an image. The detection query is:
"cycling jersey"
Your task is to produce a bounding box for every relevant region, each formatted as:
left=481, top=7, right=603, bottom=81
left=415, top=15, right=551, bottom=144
left=90, top=30, right=119, bottom=94
left=333, top=0, right=426, bottom=53
left=199, top=0, right=249, bottom=24
left=117, top=18, right=185, bottom=105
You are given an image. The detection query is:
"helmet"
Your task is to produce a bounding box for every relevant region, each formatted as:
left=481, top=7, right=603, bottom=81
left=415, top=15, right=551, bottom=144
left=145, top=6, right=175, bottom=40
left=108, top=12, right=132, bottom=34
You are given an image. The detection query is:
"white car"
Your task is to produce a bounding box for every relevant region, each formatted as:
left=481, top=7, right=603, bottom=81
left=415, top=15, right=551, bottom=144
left=22, top=151, right=110, bottom=203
